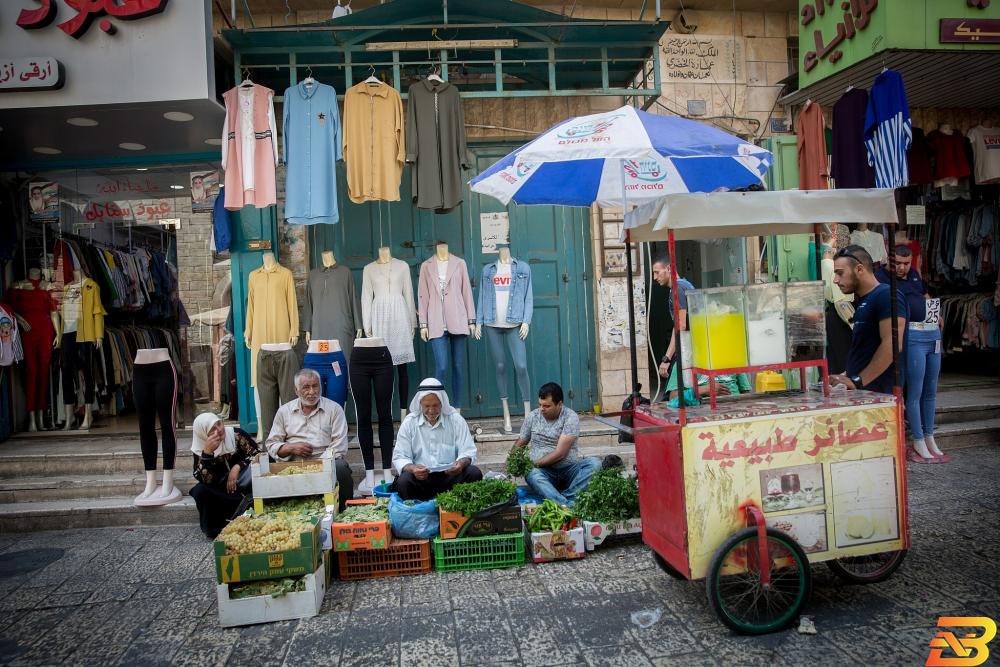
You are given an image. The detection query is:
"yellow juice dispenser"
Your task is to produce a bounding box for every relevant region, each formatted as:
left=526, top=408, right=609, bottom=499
left=785, top=281, right=826, bottom=362
left=687, top=286, right=749, bottom=370
left=746, top=283, right=787, bottom=366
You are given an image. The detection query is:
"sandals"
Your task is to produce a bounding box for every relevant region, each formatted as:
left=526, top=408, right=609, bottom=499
left=932, top=451, right=952, bottom=463
left=906, top=446, right=937, bottom=464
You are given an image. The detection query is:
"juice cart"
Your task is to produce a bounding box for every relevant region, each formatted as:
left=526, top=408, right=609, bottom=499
left=607, top=189, right=909, bottom=634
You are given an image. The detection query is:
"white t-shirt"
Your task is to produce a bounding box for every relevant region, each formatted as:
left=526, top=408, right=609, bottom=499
left=437, top=260, right=448, bottom=331
left=850, top=229, right=887, bottom=265
left=491, top=262, right=517, bottom=328
left=966, top=125, right=1000, bottom=184
left=62, top=282, right=83, bottom=334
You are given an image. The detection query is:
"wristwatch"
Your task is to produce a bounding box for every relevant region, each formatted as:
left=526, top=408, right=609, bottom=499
left=849, top=374, right=864, bottom=389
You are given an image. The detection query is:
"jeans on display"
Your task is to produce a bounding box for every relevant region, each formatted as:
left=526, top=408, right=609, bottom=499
left=350, top=346, right=395, bottom=470
left=132, top=360, right=178, bottom=471
left=484, top=325, right=530, bottom=401
left=256, top=348, right=298, bottom=438
left=904, top=328, right=941, bottom=440
left=303, top=351, right=349, bottom=408
left=526, top=457, right=602, bottom=506
left=430, top=332, right=467, bottom=408
left=60, top=331, right=96, bottom=405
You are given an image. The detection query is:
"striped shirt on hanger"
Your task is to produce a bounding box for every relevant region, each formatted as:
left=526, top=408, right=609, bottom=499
left=864, top=69, right=912, bottom=189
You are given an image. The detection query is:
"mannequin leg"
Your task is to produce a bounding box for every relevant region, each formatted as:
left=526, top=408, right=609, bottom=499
left=373, top=360, right=395, bottom=472
left=430, top=335, right=450, bottom=388
left=133, top=366, right=160, bottom=503
left=350, top=350, right=377, bottom=478
left=449, top=334, right=468, bottom=409
left=60, top=332, right=79, bottom=430
left=256, top=351, right=281, bottom=440
left=253, top=388, right=263, bottom=440
left=506, top=329, right=532, bottom=406
left=134, top=361, right=179, bottom=506
left=500, top=398, right=512, bottom=433
left=484, top=326, right=510, bottom=400
left=78, top=341, right=96, bottom=430
left=396, top=363, right=409, bottom=410
left=523, top=401, right=532, bottom=417
left=276, top=349, right=298, bottom=407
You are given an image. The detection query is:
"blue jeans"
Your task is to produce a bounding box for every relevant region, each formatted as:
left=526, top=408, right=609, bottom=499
left=484, top=326, right=530, bottom=401
left=430, top=333, right=467, bottom=408
left=526, top=457, right=601, bottom=506
left=303, top=351, right=349, bottom=408
left=904, top=328, right=941, bottom=440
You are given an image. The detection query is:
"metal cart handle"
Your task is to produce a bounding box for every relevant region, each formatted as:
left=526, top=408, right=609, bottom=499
left=594, top=412, right=675, bottom=437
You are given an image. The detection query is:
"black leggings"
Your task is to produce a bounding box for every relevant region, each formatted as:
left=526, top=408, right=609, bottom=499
left=396, top=364, right=409, bottom=410
left=60, top=331, right=95, bottom=405
left=133, top=360, right=178, bottom=471
left=350, top=346, right=395, bottom=470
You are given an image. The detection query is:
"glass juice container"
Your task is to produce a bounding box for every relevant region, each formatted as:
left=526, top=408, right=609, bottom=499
left=687, top=286, right=748, bottom=369
left=785, top=281, right=826, bottom=362
left=746, top=283, right=787, bottom=366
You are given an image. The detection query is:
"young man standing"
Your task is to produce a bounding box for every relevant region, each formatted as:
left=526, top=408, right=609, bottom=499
left=515, top=382, right=600, bottom=506
left=650, top=254, right=695, bottom=399
left=829, top=245, right=908, bottom=396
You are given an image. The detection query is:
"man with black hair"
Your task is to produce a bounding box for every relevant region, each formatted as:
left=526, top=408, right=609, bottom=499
left=650, top=253, right=694, bottom=399
left=830, top=245, right=907, bottom=396
left=513, top=382, right=600, bottom=505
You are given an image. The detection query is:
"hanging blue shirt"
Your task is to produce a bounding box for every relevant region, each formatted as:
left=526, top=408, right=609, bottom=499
left=282, top=81, right=342, bottom=225
left=212, top=186, right=232, bottom=252
left=864, top=69, right=912, bottom=188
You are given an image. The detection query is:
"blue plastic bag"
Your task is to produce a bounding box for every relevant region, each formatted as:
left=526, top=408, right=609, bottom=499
left=388, top=493, right=440, bottom=539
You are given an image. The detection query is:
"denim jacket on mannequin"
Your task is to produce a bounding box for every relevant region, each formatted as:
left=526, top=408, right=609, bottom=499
left=476, top=258, right=533, bottom=326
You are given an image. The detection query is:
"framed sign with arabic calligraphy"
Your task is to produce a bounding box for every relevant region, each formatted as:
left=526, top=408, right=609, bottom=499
left=0, top=57, right=64, bottom=92
left=940, top=18, right=1000, bottom=43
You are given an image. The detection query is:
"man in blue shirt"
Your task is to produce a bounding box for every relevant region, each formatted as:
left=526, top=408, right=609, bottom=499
left=829, top=245, right=908, bottom=395
left=651, top=254, right=695, bottom=400
left=876, top=245, right=948, bottom=463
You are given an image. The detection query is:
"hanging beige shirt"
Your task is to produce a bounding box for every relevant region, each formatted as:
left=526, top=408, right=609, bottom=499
left=245, top=263, right=299, bottom=386
left=343, top=81, right=405, bottom=203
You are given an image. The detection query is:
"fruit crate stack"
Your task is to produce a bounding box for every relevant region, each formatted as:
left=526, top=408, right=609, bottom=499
left=250, top=455, right=339, bottom=514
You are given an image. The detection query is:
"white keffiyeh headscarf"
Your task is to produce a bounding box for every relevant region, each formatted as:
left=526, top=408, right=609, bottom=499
left=191, top=412, right=237, bottom=457
left=408, top=377, right=456, bottom=418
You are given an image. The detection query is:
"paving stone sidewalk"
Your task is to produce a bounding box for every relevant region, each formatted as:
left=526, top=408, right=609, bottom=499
left=0, top=445, right=998, bottom=667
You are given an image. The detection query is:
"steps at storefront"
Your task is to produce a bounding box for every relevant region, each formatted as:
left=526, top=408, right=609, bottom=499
left=1, top=392, right=997, bottom=532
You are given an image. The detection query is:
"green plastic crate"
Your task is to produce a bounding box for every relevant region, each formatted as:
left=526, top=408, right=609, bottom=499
left=432, top=533, right=526, bottom=572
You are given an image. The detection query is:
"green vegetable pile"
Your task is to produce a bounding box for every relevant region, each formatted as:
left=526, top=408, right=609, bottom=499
left=261, top=496, right=327, bottom=516
left=526, top=499, right=574, bottom=533
left=436, top=479, right=516, bottom=516
left=336, top=498, right=389, bottom=523
left=230, top=577, right=305, bottom=600
left=505, top=444, right=534, bottom=477
left=572, top=468, right=640, bottom=523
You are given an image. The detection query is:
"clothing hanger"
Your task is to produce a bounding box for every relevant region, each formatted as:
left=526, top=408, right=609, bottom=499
left=427, top=64, right=443, bottom=83
left=239, top=68, right=254, bottom=88
left=804, top=98, right=812, bottom=110
left=364, top=64, right=380, bottom=85
left=303, top=65, right=315, bottom=87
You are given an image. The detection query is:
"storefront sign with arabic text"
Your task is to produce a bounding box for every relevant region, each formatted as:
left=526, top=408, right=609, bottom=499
left=16, top=0, right=169, bottom=39
left=801, top=0, right=879, bottom=73
left=0, top=57, right=63, bottom=92
left=940, top=18, right=1000, bottom=43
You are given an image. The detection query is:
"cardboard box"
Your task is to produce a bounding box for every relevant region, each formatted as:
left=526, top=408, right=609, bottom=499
left=439, top=502, right=524, bottom=540
left=216, top=553, right=327, bottom=627
left=332, top=498, right=391, bottom=551
left=214, top=516, right=322, bottom=584
left=254, top=489, right=338, bottom=516
left=319, top=511, right=335, bottom=550
left=530, top=528, right=586, bottom=563
left=251, top=455, right=337, bottom=500
left=582, top=518, right=642, bottom=551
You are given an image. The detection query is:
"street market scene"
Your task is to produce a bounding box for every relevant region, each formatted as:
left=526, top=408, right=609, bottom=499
left=1, top=0, right=999, bottom=665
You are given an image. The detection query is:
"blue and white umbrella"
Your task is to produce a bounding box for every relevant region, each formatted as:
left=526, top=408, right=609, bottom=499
left=469, top=105, right=772, bottom=207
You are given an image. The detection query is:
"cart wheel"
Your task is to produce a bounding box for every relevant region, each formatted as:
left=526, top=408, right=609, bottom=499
left=706, top=527, right=812, bottom=635
left=826, top=549, right=906, bottom=584
left=653, top=552, right=685, bottom=580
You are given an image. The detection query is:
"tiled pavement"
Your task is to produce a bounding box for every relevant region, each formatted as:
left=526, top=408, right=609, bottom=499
left=0, top=445, right=998, bottom=666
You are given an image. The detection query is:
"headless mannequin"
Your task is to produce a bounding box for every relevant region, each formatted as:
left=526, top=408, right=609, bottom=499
left=354, top=336, right=394, bottom=489
left=368, top=245, right=413, bottom=423
left=57, top=269, right=101, bottom=431
left=247, top=252, right=298, bottom=441
left=473, top=247, right=531, bottom=432
left=304, top=250, right=363, bottom=346
left=14, top=269, right=60, bottom=432
left=420, top=243, right=475, bottom=414
left=133, top=348, right=181, bottom=506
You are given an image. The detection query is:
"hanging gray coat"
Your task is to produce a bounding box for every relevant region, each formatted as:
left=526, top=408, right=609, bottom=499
left=406, top=79, right=470, bottom=212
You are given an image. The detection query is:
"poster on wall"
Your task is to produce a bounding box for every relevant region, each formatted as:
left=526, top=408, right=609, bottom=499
left=480, top=212, right=509, bottom=254
left=28, top=182, right=59, bottom=222
left=190, top=171, right=219, bottom=212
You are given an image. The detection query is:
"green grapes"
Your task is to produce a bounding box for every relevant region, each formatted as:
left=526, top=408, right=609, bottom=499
left=218, top=515, right=312, bottom=555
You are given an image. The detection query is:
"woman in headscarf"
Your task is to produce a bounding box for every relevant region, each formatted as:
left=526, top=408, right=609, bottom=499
left=189, top=412, right=260, bottom=538
left=390, top=378, right=482, bottom=501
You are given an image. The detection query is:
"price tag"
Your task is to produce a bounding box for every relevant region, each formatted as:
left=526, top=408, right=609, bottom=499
left=317, top=341, right=330, bottom=352
left=905, top=205, right=926, bottom=226
left=924, top=298, right=940, bottom=326
left=332, top=361, right=342, bottom=376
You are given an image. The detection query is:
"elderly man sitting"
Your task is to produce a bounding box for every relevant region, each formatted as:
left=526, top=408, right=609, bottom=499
left=265, top=368, right=353, bottom=510
left=391, top=378, right=483, bottom=501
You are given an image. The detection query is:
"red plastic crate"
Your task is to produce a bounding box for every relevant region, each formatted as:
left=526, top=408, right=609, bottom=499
left=336, top=538, right=432, bottom=581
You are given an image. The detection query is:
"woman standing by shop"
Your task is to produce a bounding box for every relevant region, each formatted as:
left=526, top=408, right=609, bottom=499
left=877, top=245, right=949, bottom=464
left=189, top=412, right=260, bottom=538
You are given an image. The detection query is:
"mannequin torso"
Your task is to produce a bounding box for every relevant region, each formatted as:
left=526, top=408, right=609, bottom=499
left=355, top=336, right=387, bottom=348
left=135, top=348, right=171, bottom=365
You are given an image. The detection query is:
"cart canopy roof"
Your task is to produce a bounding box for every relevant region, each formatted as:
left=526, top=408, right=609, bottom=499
left=623, top=189, right=898, bottom=242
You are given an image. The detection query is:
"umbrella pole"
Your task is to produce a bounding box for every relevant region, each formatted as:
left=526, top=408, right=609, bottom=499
left=621, top=159, right=640, bottom=398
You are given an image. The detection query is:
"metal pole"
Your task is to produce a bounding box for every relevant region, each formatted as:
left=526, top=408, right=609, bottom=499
left=622, top=160, right=639, bottom=397
left=887, top=221, right=901, bottom=394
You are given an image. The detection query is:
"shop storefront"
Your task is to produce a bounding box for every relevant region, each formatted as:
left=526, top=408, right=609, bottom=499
left=0, top=0, right=225, bottom=438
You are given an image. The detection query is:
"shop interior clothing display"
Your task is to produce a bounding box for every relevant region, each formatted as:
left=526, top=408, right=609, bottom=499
left=221, top=81, right=279, bottom=210
left=850, top=225, right=888, bottom=266
left=796, top=101, right=829, bottom=190
left=864, top=68, right=912, bottom=189
left=244, top=257, right=299, bottom=388
left=406, top=78, right=470, bottom=212
left=927, top=126, right=971, bottom=188
left=966, top=124, right=1000, bottom=185
left=303, top=262, right=362, bottom=362
left=0, top=304, right=23, bottom=367
left=907, top=128, right=933, bottom=186
left=830, top=88, right=875, bottom=189
left=360, top=256, right=416, bottom=364
left=282, top=79, right=343, bottom=225
left=349, top=340, right=395, bottom=474
left=6, top=280, right=54, bottom=410
left=343, top=79, right=405, bottom=203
